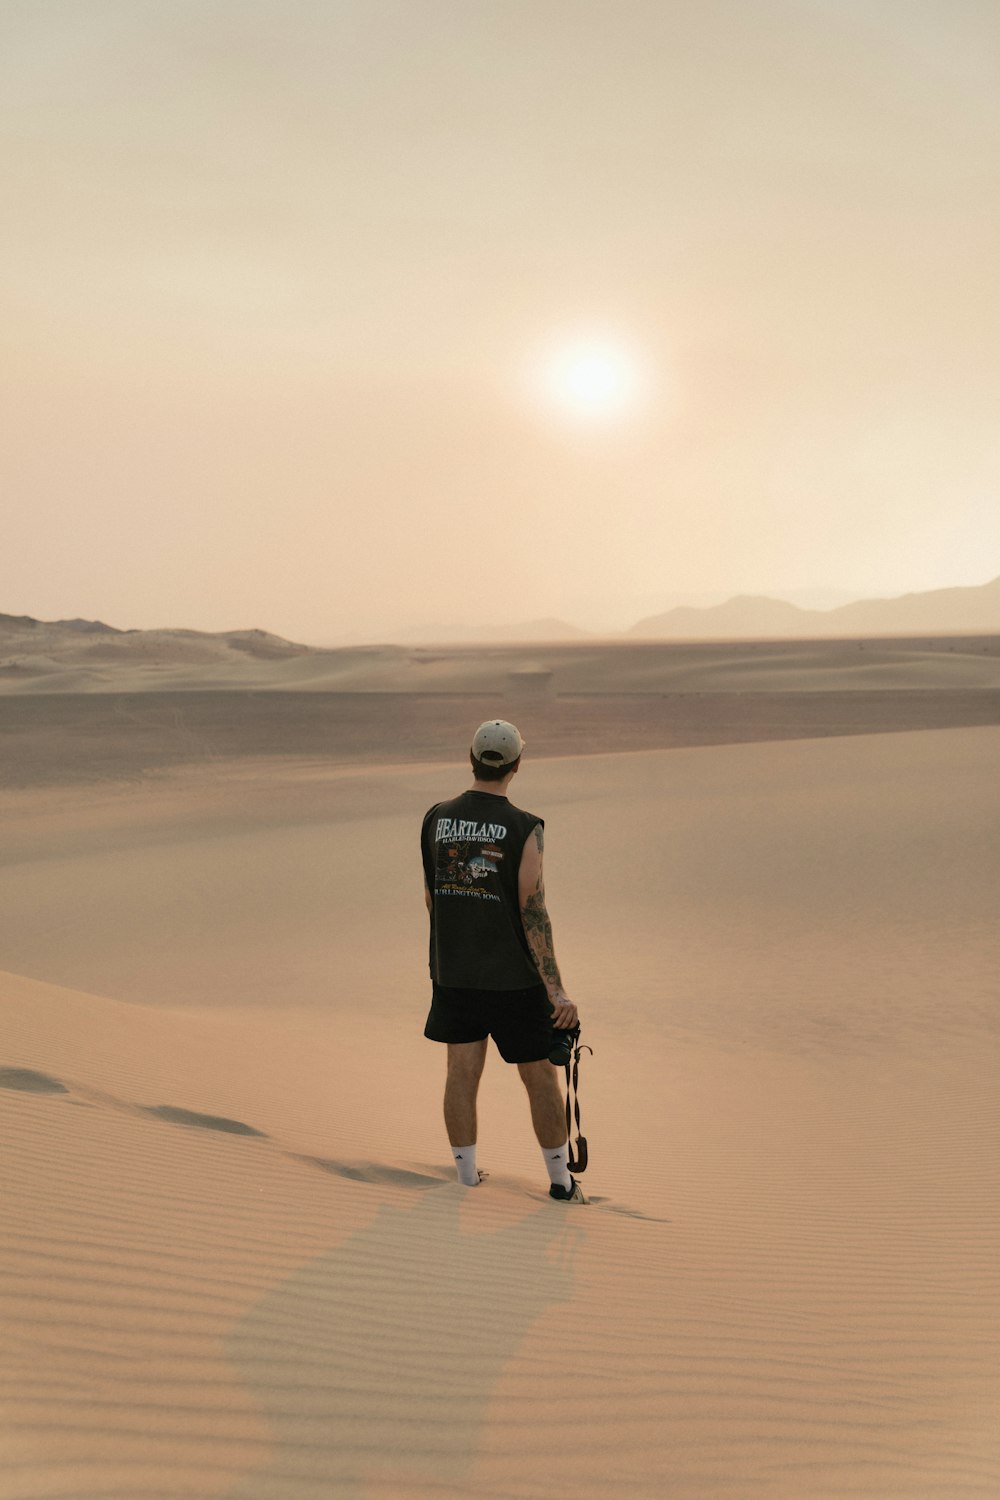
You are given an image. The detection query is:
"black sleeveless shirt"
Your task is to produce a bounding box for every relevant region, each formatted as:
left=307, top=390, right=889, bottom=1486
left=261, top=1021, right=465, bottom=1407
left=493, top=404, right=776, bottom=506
left=421, top=789, right=544, bottom=990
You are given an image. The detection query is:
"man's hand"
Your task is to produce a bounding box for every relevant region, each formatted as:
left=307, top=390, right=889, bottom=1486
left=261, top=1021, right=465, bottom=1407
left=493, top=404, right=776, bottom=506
left=549, top=989, right=579, bottom=1029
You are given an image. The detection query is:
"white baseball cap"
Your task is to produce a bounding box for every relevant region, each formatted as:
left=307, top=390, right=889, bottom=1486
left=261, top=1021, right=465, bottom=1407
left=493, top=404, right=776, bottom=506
left=471, top=719, right=525, bottom=766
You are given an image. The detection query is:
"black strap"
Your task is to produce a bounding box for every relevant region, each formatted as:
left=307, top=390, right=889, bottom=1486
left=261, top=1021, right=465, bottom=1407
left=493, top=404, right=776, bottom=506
left=564, top=1033, right=593, bottom=1174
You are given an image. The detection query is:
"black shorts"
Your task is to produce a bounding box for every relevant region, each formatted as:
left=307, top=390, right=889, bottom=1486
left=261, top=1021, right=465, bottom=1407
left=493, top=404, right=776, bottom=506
left=424, top=981, right=554, bottom=1064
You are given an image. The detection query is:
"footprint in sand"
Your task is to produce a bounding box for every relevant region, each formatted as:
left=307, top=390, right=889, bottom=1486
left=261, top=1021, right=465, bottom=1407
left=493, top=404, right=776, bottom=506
left=294, top=1156, right=451, bottom=1189
left=0, top=1065, right=267, bottom=1138
left=142, top=1105, right=267, bottom=1137
left=0, top=1066, right=69, bottom=1094
left=586, top=1193, right=672, bottom=1223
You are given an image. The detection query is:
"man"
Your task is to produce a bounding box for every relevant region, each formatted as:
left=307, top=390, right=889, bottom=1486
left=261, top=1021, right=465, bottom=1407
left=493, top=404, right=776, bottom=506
left=421, top=719, right=586, bottom=1202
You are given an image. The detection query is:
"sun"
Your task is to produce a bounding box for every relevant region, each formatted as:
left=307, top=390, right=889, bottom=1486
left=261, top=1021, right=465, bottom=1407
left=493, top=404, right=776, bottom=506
left=531, top=335, right=645, bottom=423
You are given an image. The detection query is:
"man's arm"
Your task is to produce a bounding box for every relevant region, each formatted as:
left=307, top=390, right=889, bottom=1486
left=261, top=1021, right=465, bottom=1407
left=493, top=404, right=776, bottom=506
left=518, top=824, right=578, bottom=1029
left=424, top=881, right=432, bottom=913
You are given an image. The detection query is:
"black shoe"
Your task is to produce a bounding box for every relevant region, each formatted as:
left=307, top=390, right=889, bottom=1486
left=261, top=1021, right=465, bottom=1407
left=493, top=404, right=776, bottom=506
left=549, top=1176, right=587, bottom=1204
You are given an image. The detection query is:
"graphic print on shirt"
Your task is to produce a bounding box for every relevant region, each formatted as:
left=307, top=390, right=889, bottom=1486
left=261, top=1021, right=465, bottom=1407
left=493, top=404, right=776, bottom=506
left=435, top=818, right=506, bottom=902
left=423, top=797, right=543, bottom=988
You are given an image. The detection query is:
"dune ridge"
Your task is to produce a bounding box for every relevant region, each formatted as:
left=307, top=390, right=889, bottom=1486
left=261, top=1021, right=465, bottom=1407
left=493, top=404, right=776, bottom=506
left=3, top=607, right=1000, bottom=696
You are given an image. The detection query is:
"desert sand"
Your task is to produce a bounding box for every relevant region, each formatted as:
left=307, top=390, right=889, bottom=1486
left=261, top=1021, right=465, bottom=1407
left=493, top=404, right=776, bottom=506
left=3, top=616, right=1000, bottom=698
left=2, top=648, right=999, bottom=1498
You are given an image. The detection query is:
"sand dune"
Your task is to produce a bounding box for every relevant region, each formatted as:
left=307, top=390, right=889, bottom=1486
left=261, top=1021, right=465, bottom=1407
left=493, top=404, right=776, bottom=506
left=2, top=726, right=998, bottom=1497
left=3, top=612, right=1000, bottom=697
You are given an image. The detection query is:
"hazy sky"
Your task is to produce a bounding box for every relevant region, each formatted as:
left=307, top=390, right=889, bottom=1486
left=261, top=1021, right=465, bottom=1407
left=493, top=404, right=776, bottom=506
left=4, top=0, right=999, bottom=641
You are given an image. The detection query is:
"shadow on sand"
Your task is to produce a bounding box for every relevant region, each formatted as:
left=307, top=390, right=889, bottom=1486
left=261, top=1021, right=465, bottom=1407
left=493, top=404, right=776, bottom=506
left=224, top=1180, right=584, bottom=1499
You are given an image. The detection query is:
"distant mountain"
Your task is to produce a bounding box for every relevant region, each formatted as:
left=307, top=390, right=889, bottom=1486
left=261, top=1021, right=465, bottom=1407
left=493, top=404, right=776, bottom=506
left=630, top=576, right=1000, bottom=639
left=632, top=595, right=806, bottom=638
left=829, top=577, right=1000, bottom=634
left=767, top=587, right=870, bottom=612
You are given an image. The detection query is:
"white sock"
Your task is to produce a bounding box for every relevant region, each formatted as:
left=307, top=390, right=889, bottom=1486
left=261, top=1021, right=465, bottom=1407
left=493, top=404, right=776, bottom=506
left=542, top=1140, right=572, bottom=1191
left=452, top=1144, right=480, bottom=1187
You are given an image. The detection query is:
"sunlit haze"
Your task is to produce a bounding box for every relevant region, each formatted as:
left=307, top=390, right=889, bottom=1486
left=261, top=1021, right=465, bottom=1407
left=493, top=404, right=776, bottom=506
left=532, top=335, right=648, bottom=424
left=3, top=1, right=999, bottom=643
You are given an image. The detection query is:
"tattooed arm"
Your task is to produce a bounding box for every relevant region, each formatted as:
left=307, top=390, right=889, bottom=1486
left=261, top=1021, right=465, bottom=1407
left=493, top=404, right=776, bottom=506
left=518, top=824, right=578, bottom=1029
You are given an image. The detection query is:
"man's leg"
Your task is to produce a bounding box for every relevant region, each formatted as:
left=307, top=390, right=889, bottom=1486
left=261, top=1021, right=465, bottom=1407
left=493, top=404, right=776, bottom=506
left=518, top=1058, right=576, bottom=1194
left=444, top=1040, right=488, bottom=1184
left=517, top=1059, right=567, bottom=1150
